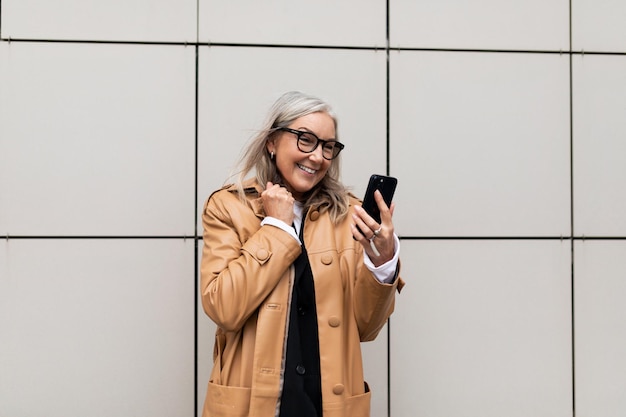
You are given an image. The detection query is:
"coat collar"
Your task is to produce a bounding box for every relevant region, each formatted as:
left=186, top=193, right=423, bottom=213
left=224, top=178, right=265, bottom=219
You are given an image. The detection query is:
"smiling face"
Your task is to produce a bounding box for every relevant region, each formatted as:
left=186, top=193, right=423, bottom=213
left=267, top=111, right=336, bottom=200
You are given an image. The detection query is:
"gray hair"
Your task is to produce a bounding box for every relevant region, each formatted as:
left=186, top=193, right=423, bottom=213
left=233, top=91, right=350, bottom=222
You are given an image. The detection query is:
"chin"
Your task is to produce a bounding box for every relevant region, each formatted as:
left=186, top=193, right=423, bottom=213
left=300, top=181, right=323, bottom=194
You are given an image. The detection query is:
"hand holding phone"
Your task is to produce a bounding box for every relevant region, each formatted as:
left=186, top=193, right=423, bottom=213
left=356, top=174, right=398, bottom=259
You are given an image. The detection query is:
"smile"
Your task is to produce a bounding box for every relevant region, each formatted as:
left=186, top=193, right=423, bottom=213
left=297, top=164, right=317, bottom=175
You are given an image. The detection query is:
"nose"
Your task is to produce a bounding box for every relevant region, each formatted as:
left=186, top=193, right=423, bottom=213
left=308, top=144, right=325, bottom=163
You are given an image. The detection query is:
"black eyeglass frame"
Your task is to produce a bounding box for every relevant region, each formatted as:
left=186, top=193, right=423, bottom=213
left=277, top=127, right=345, bottom=160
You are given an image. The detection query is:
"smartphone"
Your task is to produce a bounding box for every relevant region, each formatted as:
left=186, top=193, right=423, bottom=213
left=361, top=174, right=397, bottom=223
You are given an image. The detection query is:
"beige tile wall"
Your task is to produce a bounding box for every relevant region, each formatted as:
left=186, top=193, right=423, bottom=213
left=1, top=1, right=625, bottom=416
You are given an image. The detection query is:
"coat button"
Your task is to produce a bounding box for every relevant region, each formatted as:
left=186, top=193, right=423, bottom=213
left=321, top=254, right=333, bottom=265
left=328, top=316, right=341, bottom=327
left=309, top=210, right=320, bottom=221
left=332, top=384, right=345, bottom=395
left=296, top=365, right=306, bottom=375
left=256, top=249, right=269, bottom=261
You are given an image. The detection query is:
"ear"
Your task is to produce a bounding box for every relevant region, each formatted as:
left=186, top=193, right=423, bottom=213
left=266, top=138, right=275, bottom=154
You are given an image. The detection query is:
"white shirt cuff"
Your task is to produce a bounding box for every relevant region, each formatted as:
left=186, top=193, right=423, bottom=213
left=260, top=217, right=300, bottom=244
left=363, top=234, right=401, bottom=284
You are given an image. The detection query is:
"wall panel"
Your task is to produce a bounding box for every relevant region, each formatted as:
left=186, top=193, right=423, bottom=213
left=391, top=240, right=573, bottom=417
left=0, top=239, right=195, bottom=417
left=0, top=0, right=196, bottom=42
left=572, top=0, right=626, bottom=52
left=390, top=51, right=571, bottom=237
left=573, top=55, right=626, bottom=236
left=390, top=0, right=569, bottom=51
left=575, top=241, right=626, bottom=417
left=0, top=42, right=196, bottom=236
left=198, top=0, right=385, bottom=47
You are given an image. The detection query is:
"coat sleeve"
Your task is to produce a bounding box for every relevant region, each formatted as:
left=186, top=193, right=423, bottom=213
left=349, top=200, right=404, bottom=341
left=353, top=260, right=403, bottom=342
left=200, top=190, right=302, bottom=332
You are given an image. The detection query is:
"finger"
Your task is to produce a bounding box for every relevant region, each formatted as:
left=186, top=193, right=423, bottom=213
left=351, top=225, right=378, bottom=257
left=354, top=216, right=382, bottom=241
left=352, top=223, right=381, bottom=258
left=374, top=190, right=393, bottom=224
left=351, top=214, right=374, bottom=240
left=265, top=183, right=287, bottom=198
left=353, top=207, right=379, bottom=237
left=351, top=223, right=365, bottom=241
left=374, top=190, right=390, bottom=213
left=263, top=182, right=277, bottom=197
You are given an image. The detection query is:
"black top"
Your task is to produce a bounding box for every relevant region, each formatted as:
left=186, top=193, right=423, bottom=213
left=279, top=219, right=323, bottom=417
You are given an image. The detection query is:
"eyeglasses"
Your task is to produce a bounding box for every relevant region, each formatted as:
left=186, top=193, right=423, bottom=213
left=278, top=127, right=345, bottom=160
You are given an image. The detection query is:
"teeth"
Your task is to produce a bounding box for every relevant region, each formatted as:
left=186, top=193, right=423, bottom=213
left=298, top=164, right=316, bottom=174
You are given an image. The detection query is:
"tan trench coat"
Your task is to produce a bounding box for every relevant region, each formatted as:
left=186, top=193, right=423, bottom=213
left=200, top=179, right=403, bottom=417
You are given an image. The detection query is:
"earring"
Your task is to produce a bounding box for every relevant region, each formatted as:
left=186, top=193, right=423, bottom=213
left=270, top=151, right=275, bottom=160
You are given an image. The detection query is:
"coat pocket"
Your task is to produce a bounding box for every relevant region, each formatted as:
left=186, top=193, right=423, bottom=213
left=323, top=390, right=371, bottom=417
left=203, top=381, right=251, bottom=417
left=344, top=390, right=371, bottom=417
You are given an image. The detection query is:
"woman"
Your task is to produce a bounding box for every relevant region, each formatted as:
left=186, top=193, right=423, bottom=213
left=201, top=91, right=403, bottom=417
